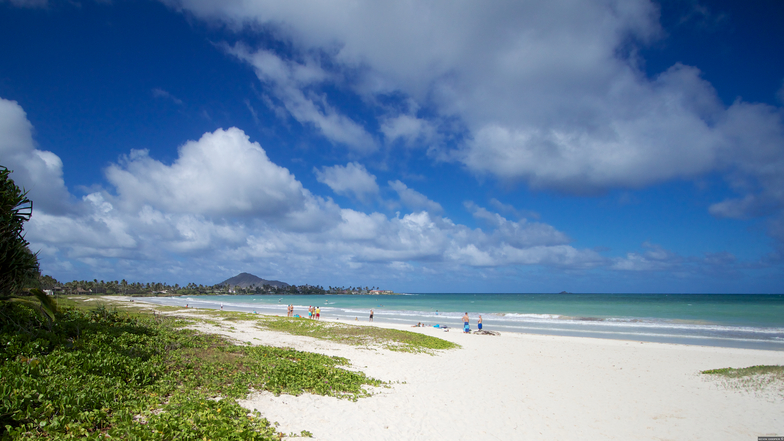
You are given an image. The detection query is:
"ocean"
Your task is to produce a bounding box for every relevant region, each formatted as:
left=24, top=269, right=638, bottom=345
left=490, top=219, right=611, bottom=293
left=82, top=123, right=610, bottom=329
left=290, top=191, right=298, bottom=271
left=138, top=293, right=784, bottom=351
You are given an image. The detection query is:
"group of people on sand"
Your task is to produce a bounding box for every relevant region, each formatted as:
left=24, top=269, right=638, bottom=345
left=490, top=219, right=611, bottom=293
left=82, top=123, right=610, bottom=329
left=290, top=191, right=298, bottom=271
left=286, top=304, right=294, bottom=317
left=409, top=313, right=484, bottom=332
left=307, top=305, right=321, bottom=320
left=462, top=313, right=483, bottom=333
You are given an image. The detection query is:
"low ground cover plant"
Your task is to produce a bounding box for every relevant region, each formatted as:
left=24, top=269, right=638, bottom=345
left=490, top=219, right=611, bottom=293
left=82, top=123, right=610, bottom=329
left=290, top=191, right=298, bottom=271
left=168, top=307, right=459, bottom=353
left=701, top=365, right=784, bottom=397
left=1, top=303, right=381, bottom=440
left=255, top=315, right=459, bottom=353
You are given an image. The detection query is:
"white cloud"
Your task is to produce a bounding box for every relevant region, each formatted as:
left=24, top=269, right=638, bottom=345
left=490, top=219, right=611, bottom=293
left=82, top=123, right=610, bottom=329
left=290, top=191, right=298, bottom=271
left=610, top=242, right=745, bottom=278
left=708, top=101, right=784, bottom=220
left=465, top=201, right=570, bottom=248
left=104, top=127, right=309, bottom=218
left=388, top=180, right=442, bottom=214
left=612, top=242, right=679, bottom=272
left=459, top=64, right=727, bottom=192
left=0, top=98, right=72, bottom=214
left=226, top=45, right=377, bottom=153
left=488, top=198, right=540, bottom=220
left=380, top=114, right=436, bottom=146
left=20, top=125, right=603, bottom=282
left=3, top=97, right=766, bottom=287
left=163, top=0, right=784, bottom=245
left=314, top=162, right=379, bottom=201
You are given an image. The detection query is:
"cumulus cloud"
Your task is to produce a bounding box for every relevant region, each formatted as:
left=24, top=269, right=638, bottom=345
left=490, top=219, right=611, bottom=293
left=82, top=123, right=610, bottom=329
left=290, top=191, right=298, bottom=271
left=314, top=162, right=379, bottom=201
left=610, top=242, right=746, bottom=279
left=0, top=98, right=72, bottom=214
left=459, top=63, right=730, bottom=192
left=388, top=180, right=442, bottom=214
left=611, top=242, right=681, bottom=272
left=2, top=98, right=766, bottom=287
left=708, top=102, right=784, bottom=219
left=163, top=0, right=784, bottom=246
left=12, top=125, right=603, bottom=282
left=380, top=114, right=437, bottom=146
left=104, top=127, right=309, bottom=218
left=465, top=201, right=570, bottom=248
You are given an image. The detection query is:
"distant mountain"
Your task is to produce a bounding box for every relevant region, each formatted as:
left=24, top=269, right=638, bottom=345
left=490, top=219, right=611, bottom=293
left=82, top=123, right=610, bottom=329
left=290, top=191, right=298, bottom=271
left=219, top=272, right=289, bottom=289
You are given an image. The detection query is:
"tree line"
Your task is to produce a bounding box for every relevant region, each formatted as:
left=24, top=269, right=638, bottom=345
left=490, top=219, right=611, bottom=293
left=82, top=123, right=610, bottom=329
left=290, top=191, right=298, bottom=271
left=38, top=278, right=385, bottom=296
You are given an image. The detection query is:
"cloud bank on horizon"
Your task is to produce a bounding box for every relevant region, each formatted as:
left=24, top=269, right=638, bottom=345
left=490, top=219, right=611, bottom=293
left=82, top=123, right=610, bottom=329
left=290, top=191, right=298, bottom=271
left=1, top=0, right=782, bottom=292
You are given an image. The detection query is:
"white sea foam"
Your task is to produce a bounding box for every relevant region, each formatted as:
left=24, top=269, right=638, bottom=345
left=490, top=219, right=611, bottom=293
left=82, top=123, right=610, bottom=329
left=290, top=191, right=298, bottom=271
left=501, top=313, right=562, bottom=319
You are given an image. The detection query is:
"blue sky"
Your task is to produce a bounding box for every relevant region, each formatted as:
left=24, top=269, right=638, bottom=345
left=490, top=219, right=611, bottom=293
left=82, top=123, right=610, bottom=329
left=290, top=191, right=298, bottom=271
left=1, top=0, right=783, bottom=293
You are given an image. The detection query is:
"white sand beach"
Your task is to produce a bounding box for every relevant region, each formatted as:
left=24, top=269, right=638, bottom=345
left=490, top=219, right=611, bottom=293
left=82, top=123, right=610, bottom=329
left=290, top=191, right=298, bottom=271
left=110, top=298, right=784, bottom=440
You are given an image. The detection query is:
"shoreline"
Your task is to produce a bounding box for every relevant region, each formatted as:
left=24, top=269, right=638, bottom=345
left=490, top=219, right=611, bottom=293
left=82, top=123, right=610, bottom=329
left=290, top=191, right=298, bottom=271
left=94, top=295, right=784, bottom=440
left=113, top=294, right=784, bottom=351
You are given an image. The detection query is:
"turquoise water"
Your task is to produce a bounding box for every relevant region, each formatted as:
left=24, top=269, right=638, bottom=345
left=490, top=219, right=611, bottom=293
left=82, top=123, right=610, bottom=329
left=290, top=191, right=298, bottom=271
left=142, top=293, right=784, bottom=351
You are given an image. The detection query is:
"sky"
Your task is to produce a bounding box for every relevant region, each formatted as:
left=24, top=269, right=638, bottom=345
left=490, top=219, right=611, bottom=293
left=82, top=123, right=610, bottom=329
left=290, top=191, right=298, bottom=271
left=1, top=0, right=783, bottom=293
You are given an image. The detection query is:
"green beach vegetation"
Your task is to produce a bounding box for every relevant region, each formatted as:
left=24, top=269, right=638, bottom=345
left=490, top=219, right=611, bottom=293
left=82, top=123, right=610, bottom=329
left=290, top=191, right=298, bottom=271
left=0, top=302, right=383, bottom=440
left=255, top=316, right=458, bottom=354
left=701, top=365, right=784, bottom=397
left=144, top=308, right=459, bottom=354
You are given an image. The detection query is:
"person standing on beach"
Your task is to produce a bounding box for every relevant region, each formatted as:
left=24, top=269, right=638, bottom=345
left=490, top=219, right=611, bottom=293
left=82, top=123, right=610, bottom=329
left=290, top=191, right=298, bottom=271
left=478, top=315, right=483, bottom=330
left=316, top=306, right=321, bottom=320
left=463, top=312, right=470, bottom=333
left=369, top=309, right=374, bottom=322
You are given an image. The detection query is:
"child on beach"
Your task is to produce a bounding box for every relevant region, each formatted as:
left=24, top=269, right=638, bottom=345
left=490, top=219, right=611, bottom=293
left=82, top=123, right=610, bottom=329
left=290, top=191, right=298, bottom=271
left=316, top=307, right=321, bottom=320
left=369, top=309, right=374, bottom=322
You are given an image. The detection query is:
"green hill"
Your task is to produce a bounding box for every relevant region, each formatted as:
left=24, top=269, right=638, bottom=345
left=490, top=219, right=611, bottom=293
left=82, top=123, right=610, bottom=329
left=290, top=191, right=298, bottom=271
left=219, top=272, right=289, bottom=289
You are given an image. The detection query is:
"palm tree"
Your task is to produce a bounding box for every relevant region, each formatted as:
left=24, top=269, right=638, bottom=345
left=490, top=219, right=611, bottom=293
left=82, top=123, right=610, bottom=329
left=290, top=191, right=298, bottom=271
left=0, top=166, right=39, bottom=296
left=0, top=166, right=57, bottom=327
